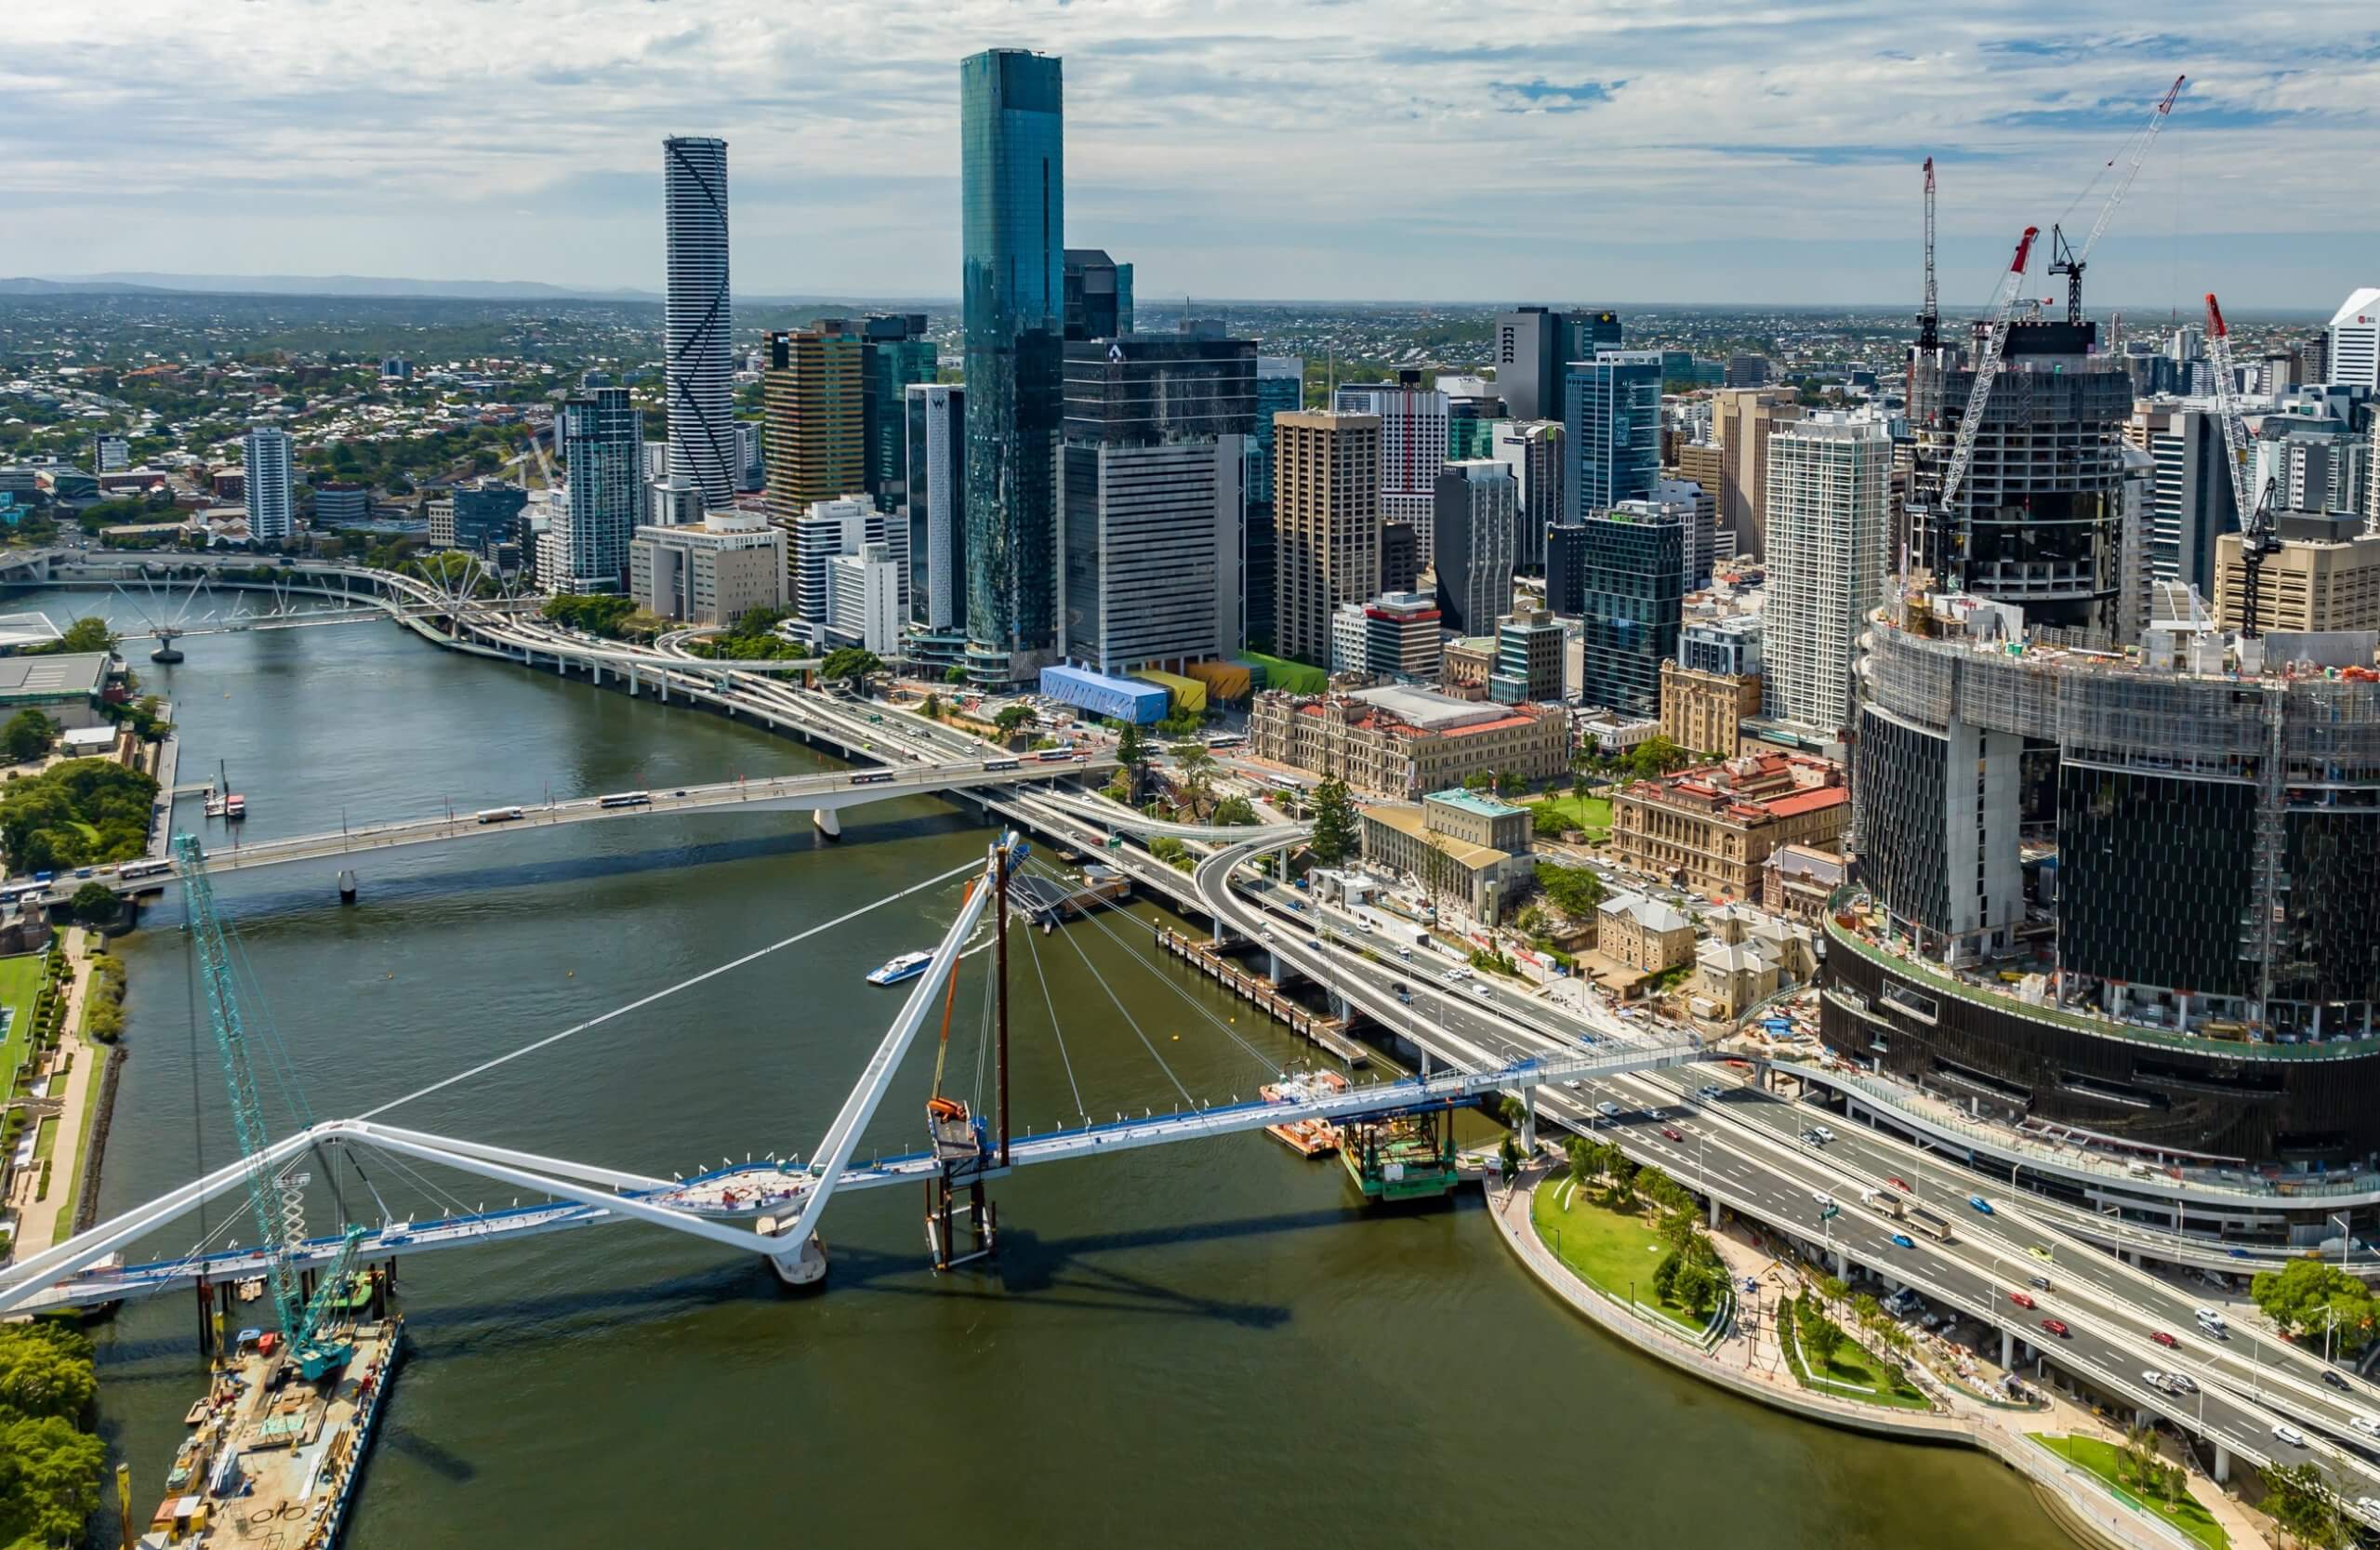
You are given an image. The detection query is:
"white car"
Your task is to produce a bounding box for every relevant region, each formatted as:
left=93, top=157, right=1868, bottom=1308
left=2273, top=1424, right=2308, bottom=1449
left=1595, top=1101, right=1620, bottom=1119
left=2351, top=1414, right=2380, bottom=1438
left=2141, top=1370, right=2168, bottom=1392
left=1697, top=1083, right=1725, bottom=1100
left=1813, top=1125, right=1837, bottom=1144
left=2358, top=1497, right=2380, bottom=1520
left=1812, top=1191, right=1835, bottom=1210
left=1469, top=981, right=1491, bottom=999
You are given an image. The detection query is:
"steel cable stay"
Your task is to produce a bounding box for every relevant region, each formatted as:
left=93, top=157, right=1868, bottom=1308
left=1041, top=894, right=1197, bottom=1108
left=1012, top=909, right=1088, bottom=1123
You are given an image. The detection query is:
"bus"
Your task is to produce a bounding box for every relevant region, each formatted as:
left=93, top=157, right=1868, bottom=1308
left=475, top=806, right=526, bottom=825
left=1037, top=748, right=1074, bottom=762
left=597, top=791, right=652, bottom=809
left=849, top=772, right=896, bottom=786
left=117, top=860, right=172, bottom=881
left=1205, top=732, right=1247, bottom=749
left=983, top=759, right=1021, bottom=772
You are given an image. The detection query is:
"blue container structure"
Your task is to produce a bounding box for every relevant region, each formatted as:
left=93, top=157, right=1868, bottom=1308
left=1039, top=665, right=1168, bottom=725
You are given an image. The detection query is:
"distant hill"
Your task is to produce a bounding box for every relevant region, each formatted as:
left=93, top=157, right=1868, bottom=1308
left=28, top=272, right=667, bottom=302
left=0, top=277, right=175, bottom=295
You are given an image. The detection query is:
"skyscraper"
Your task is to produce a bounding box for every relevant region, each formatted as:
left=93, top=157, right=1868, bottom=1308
left=1707, top=388, right=1803, bottom=560
left=1333, top=373, right=1448, bottom=560
left=1574, top=504, right=1682, bottom=716
left=1569, top=310, right=1622, bottom=360
left=857, top=314, right=936, bottom=507
left=1563, top=351, right=1661, bottom=522
left=242, top=426, right=292, bottom=542
left=2128, top=399, right=2238, bottom=598
left=1762, top=414, right=1890, bottom=738
left=663, top=136, right=734, bottom=510
left=1062, top=249, right=1133, bottom=340
left=1492, top=419, right=1564, bottom=573
left=1432, top=460, right=1517, bottom=636
left=961, top=48, right=1065, bottom=684
left=789, top=496, right=906, bottom=641
left=555, top=386, right=642, bottom=591
left=1273, top=410, right=1382, bottom=668
left=763, top=327, right=866, bottom=518
left=905, top=382, right=967, bottom=632
left=1493, top=306, right=1568, bottom=423
left=1244, top=356, right=1304, bottom=651
left=2327, top=287, right=2379, bottom=390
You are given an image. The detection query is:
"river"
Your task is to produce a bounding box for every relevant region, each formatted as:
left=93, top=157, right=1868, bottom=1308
left=34, top=592, right=2071, bottom=1548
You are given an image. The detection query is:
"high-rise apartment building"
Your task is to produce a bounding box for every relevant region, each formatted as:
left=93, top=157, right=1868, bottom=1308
left=2327, top=287, right=2379, bottom=390
left=1432, top=460, right=1517, bottom=636
left=1057, top=336, right=1251, bottom=672
left=1244, top=357, right=1304, bottom=651
left=1707, top=388, right=1803, bottom=560
left=2127, top=399, right=2238, bottom=597
left=961, top=48, right=1065, bottom=684
left=1492, top=419, right=1564, bottom=573
left=763, top=327, right=866, bottom=523
left=826, top=541, right=905, bottom=654
left=1574, top=504, right=1683, bottom=717
left=1563, top=352, right=1661, bottom=522
left=242, top=426, right=292, bottom=542
left=1493, top=307, right=1567, bottom=423
left=1762, top=414, right=1890, bottom=737
left=555, top=387, right=643, bottom=590
left=789, top=496, right=907, bottom=642
left=1273, top=410, right=1382, bottom=668
left=1334, top=374, right=1448, bottom=558
left=1062, top=249, right=1133, bottom=340
left=904, top=383, right=967, bottom=632
left=662, top=136, right=734, bottom=510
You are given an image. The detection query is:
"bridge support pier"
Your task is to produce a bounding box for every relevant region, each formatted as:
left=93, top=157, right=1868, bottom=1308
left=1708, top=1193, right=1722, bottom=1228
left=2212, top=1444, right=2230, bottom=1484
left=813, top=809, right=842, bottom=842
left=1519, top=1085, right=1537, bottom=1155
left=337, top=868, right=357, bottom=904
left=764, top=1231, right=827, bottom=1290
left=1268, top=949, right=1295, bottom=987
left=2001, top=1328, right=2015, bottom=1369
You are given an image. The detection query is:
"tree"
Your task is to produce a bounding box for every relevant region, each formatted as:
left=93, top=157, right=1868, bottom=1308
left=2, top=709, right=56, bottom=763
left=1492, top=767, right=1525, bottom=796
left=0, top=1413, right=104, bottom=1549
left=1210, top=795, right=1259, bottom=827
left=943, top=665, right=969, bottom=684
left=1624, top=735, right=1690, bottom=782
left=1533, top=861, right=1606, bottom=919
left=920, top=693, right=943, bottom=720
left=2261, top=1461, right=2347, bottom=1549
left=64, top=881, right=118, bottom=926
left=1170, top=742, right=1219, bottom=819
left=33, top=616, right=117, bottom=657
left=2251, top=1260, right=2379, bottom=1356
left=1114, top=721, right=1151, bottom=800
left=993, top=704, right=1036, bottom=738
left=0, top=1321, right=97, bottom=1423
left=1308, top=778, right=1358, bottom=867
left=1149, top=837, right=1193, bottom=871
left=820, top=646, right=883, bottom=695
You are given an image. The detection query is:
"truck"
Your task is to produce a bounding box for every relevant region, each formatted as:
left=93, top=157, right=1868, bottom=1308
left=1907, top=1206, right=1955, bottom=1243
left=1861, top=1187, right=1905, bottom=1220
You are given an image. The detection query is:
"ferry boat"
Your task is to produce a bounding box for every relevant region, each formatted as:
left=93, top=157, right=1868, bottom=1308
left=143, top=1300, right=402, bottom=1548
left=866, top=950, right=934, bottom=987
left=1260, top=1068, right=1350, bottom=1157
left=223, top=792, right=247, bottom=822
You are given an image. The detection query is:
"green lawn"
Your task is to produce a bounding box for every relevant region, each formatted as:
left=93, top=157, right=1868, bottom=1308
left=30, top=1113, right=57, bottom=1165
left=1530, top=793, right=1613, bottom=838
left=0, top=951, right=47, bottom=1087
left=2029, top=1435, right=2228, bottom=1550
left=1783, top=1320, right=1930, bottom=1409
left=1529, top=1168, right=1702, bottom=1329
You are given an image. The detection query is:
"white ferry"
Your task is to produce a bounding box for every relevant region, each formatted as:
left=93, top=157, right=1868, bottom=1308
left=866, top=950, right=934, bottom=987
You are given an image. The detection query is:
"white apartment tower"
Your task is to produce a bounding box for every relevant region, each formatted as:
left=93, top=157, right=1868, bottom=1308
left=242, top=426, right=293, bottom=542
left=1762, top=413, right=1890, bottom=737
left=1333, top=379, right=1448, bottom=561
left=2327, top=287, right=2380, bottom=391
left=791, top=497, right=906, bottom=643
left=663, top=136, right=735, bottom=510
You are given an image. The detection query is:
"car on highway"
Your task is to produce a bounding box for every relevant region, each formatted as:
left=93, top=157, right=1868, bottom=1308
left=1811, top=1125, right=1836, bottom=1143
left=2143, top=1370, right=2169, bottom=1391
left=2359, top=1496, right=2380, bottom=1520
left=2166, top=1372, right=2197, bottom=1393
left=1889, top=1233, right=1916, bottom=1250
left=1811, top=1192, right=1834, bottom=1210
left=2149, top=1330, right=2178, bottom=1348
left=2039, top=1318, right=2070, bottom=1339
left=1886, top=1176, right=1911, bottom=1192
left=2350, top=1414, right=2380, bottom=1438
left=2228, top=1248, right=2254, bottom=1260
left=2323, top=1370, right=2356, bottom=1393
left=1468, top=981, right=1491, bottom=999
left=1659, top=1126, right=1684, bottom=1143
left=1596, top=1101, right=1620, bottom=1119
left=2272, top=1423, right=2308, bottom=1449
left=2027, top=1244, right=2054, bottom=1262
left=1696, top=1083, right=1724, bottom=1101
left=1968, top=1195, right=1994, bottom=1214
left=2029, top=1275, right=2051, bottom=1291
left=1798, top=1129, right=1826, bottom=1147
left=2007, top=1291, right=2037, bottom=1310
left=2194, top=1306, right=2228, bottom=1336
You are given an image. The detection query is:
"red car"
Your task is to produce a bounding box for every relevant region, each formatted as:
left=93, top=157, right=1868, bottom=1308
left=2149, top=1331, right=2178, bottom=1348
left=1660, top=1126, right=1684, bottom=1143
left=2008, top=1291, right=2037, bottom=1309
left=2040, top=1318, right=2071, bottom=1339
left=1886, top=1176, right=1911, bottom=1192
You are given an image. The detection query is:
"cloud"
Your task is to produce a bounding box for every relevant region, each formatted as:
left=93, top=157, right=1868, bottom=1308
left=1, top=1, right=2373, bottom=305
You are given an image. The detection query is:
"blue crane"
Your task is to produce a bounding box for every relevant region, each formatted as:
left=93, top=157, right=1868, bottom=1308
left=174, top=832, right=365, bottom=1380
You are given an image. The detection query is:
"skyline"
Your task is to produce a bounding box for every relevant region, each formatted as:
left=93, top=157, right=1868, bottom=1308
left=7, top=3, right=2376, bottom=311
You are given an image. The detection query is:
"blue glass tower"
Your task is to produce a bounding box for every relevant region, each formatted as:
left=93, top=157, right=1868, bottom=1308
left=960, top=48, right=1065, bottom=684
left=1563, top=351, right=1661, bottom=523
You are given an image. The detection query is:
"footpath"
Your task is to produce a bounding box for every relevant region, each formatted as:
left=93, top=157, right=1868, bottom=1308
left=6, top=928, right=105, bottom=1252
left=1488, top=1163, right=2269, bottom=1550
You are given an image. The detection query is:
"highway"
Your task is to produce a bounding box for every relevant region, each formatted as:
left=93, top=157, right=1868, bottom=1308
left=1185, top=835, right=2380, bottom=1512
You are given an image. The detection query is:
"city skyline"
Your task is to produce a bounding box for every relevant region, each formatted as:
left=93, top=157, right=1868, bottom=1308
left=7, top=3, right=2376, bottom=310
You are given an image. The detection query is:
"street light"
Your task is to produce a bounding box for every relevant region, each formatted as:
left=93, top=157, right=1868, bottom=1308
left=2334, top=1212, right=2354, bottom=1275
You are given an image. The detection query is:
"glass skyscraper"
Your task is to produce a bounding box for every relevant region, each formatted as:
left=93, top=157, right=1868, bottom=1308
left=1575, top=504, right=1683, bottom=716
left=960, top=48, right=1065, bottom=685
left=1563, top=351, right=1661, bottom=523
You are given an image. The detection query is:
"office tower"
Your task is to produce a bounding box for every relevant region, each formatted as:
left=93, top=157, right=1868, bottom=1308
left=1273, top=410, right=1382, bottom=667
left=1570, top=310, right=1622, bottom=360
left=312, top=484, right=369, bottom=526
left=1334, top=372, right=1448, bottom=558
left=1381, top=520, right=1420, bottom=593
left=1355, top=591, right=1444, bottom=681
left=1762, top=414, right=1890, bottom=737
left=1058, top=335, right=1252, bottom=671
left=1658, top=474, right=1718, bottom=588
left=1563, top=352, right=1661, bottom=522
left=1543, top=522, right=1590, bottom=616
left=452, top=480, right=529, bottom=557
left=2214, top=511, right=2380, bottom=634
left=826, top=541, right=905, bottom=653
left=1706, top=389, right=1803, bottom=560
left=641, top=440, right=669, bottom=482
left=2328, top=287, right=2379, bottom=390
left=1574, top=505, right=1683, bottom=716
left=555, top=386, right=643, bottom=590
left=1681, top=616, right=1762, bottom=678
left=1243, top=357, right=1303, bottom=651
left=1432, top=460, right=1517, bottom=635
left=647, top=474, right=705, bottom=527
left=1489, top=608, right=1564, bottom=705
left=1493, top=306, right=1567, bottom=422
left=1911, top=318, right=2133, bottom=633
left=663, top=135, right=734, bottom=510
left=1062, top=249, right=1133, bottom=340
left=904, top=383, right=967, bottom=631
left=91, top=435, right=128, bottom=473
left=1725, top=354, right=1770, bottom=388
left=2257, top=419, right=2371, bottom=517
left=629, top=510, right=788, bottom=626
left=961, top=47, right=1065, bottom=683
left=2128, top=399, right=2239, bottom=596
left=1440, top=377, right=1504, bottom=459
left=1493, top=419, right=1564, bottom=572
left=763, top=327, right=866, bottom=519
left=789, top=495, right=906, bottom=641
left=242, top=426, right=292, bottom=542
left=734, top=422, right=765, bottom=492
left=857, top=314, right=935, bottom=506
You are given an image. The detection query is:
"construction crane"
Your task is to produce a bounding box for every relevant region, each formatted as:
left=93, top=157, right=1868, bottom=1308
left=2046, top=74, right=2186, bottom=325
left=2202, top=292, right=2281, bottom=637
left=1916, top=157, right=1940, bottom=355
left=175, top=833, right=366, bottom=1380
left=1936, top=226, right=2043, bottom=537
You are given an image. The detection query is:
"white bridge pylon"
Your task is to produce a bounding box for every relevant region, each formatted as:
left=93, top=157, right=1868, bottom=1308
left=1, top=837, right=1695, bottom=1314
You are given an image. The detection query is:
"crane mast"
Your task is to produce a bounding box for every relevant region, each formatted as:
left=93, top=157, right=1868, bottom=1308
left=1938, top=226, right=2043, bottom=523
left=2047, top=74, right=2186, bottom=325
left=1917, top=157, right=1939, bottom=353
left=2202, top=292, right=2281, bottom=637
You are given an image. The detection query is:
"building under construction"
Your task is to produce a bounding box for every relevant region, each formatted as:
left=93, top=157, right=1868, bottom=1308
left=1831, top=588, right=2380, bottom=1164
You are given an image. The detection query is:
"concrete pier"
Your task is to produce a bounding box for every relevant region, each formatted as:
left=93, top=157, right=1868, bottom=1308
left=1154, top=927, right=1368, bottom=1066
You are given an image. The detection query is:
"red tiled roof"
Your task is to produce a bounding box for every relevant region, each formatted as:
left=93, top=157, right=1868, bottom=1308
left=1762, top=786, right=1849, bottom=818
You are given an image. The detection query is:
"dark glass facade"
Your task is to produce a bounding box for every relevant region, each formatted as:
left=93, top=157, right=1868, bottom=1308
left=1061, top=337, right=1254, bottom=444
left=1562, top=353, right=1661, bottom=522
left=1062, top=248, right=1132, bottom=341
left=1382, top=521, right=1419, bottom=595
left=451, top=482, right=527, bottom=555
left=858, top=314, right=934, bottom=508
left=1574, top=507, right=1681, bottom=715
left=1849, top=707, right=1953, bottom=933
left=960, top=48, right=1064, bottom=679
left=1544, top=521, right=1589, bottom=616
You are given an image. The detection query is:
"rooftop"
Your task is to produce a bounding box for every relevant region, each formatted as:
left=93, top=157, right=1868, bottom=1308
left=1360, top=802, right=1508, bottom=869
left=0, top=652, right=110, bottom=698
left=1600, top=893, right=1694, bottom=934
left=1424, top=788, right=1524, bottom=818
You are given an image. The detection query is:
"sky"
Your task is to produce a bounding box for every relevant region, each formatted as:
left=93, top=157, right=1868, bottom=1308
left=7, top=1, right=2377, bottom=310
